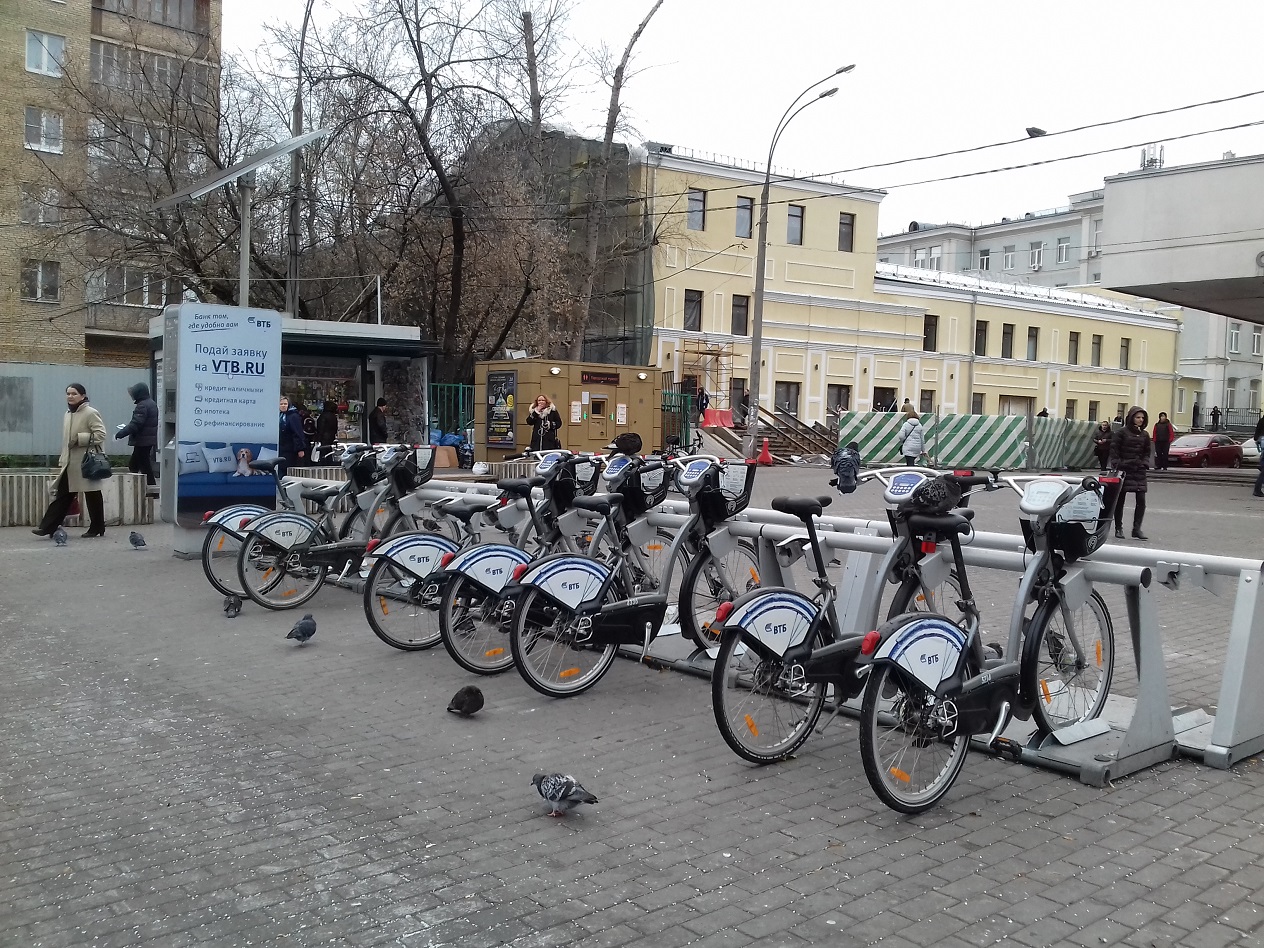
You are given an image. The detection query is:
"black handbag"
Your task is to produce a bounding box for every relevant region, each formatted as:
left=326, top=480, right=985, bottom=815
left=81, top=444, right=113, bottom=480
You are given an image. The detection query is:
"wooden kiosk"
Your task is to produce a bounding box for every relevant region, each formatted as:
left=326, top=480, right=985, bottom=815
left=474, top=359, right=662, bottom=461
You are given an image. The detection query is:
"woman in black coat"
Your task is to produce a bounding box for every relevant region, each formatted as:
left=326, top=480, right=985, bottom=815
left=315, top=401, right=339, bottom=463
left=526, top=395, right=563, bottom=451
left=1109, top=406, right=1150, bottom=541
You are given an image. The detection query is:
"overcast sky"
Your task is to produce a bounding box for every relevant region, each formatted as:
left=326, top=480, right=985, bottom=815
left=221, top=0, right=1264, bottom=235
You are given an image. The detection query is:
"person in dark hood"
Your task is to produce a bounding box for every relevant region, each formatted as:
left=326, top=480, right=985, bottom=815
left=1109, top=406, right=1150, bottom=540
left=278, top=396, right=307, bottom=471
left=1151, top=412, right=1176, bottom=471
left=114, top=381, right=159, bottom=485
left=1092, top=420, right=1113, bottom=473
left=315, top=400, right=339, bottom=463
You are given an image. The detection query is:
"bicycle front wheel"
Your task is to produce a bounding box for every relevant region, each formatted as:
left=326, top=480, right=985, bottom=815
left=711, top=630, right=826, bottom=764
left=510, top=589, right=618, bottom=698
left=679, top=543, right=761, bottom=648
left=1025, top=589, right=1114, bottom=734
left=439, top=576, right=515, bottom=674
left=363, top=557, right=443, bottom=651
left=859, top=663, right=970, bottom=814
left=236, top=533, right=329, bottom=610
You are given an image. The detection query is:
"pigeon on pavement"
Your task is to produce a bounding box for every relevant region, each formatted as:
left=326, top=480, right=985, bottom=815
left=287, top=613, right=316, bottom=644
left=447, top=685, right=484, bottom=716
left=223, top=595, right=242, bottom=618
left=532, top=773, right=598, bottom=817
left=129, top=531, right=146, bottom=549
left=52, top=527, right=68, bottom=547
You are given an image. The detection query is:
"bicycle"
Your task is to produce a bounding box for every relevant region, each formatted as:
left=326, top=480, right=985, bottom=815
left=857, top=473, right=1121, bottom=813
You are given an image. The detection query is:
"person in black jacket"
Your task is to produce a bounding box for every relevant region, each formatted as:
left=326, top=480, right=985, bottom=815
left=278, top=396, right=307, bottom=472
left=368, top=398, right=390, bottom=443
left=114, top=381, right=159, bottom=484
left=315, top=401, right=339, bottom=463
left=526, top=395, right=562, bottom=451
left=1091, top=420, right=1113, bottom=473
left=1109, top=406, right=1150, bottom=541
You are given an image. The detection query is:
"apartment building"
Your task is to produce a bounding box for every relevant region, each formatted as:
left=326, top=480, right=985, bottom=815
left=0, top=0, right=221, bottom=368
left=632, top=146, right=1179, bottom=423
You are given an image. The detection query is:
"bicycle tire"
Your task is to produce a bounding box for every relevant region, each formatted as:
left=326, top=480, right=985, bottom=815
left=886, top=569, right=964, bottom=621
left=679, top=542, right=761, bottom=648
left=202, top=524, right=248, bottom=597
left=1024, top=589, right=1114, bottom=734
left=339, top=502, right=392, bottom=541
left=236, top=530, right=329, bottom=610
left=439, top=575, right=516, bottom=674
left=711, top=626, right=827, bottom=763
left=510, top=588, right=619, bottom=698
left=363, top=556, right=443, bottom=651
left=859, top=661, right=972, bottom=814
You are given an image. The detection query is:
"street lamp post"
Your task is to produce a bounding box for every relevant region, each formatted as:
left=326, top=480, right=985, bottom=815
left=742, top=65, right=854, bottom=458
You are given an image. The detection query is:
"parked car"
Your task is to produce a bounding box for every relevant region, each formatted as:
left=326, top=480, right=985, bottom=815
left=1166, top=434, right=1243, bottom=468
left=1240, top=438, right=1261, bottom=464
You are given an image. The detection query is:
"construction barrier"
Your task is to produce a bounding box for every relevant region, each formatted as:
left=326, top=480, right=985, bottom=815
left=835, top=411, right=1028, bottom=470
left=1030, top=416, right=1099, bottom=470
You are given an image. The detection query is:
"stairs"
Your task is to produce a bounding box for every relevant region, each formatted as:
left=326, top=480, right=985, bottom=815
left=699, top=409, right=838, bottom=462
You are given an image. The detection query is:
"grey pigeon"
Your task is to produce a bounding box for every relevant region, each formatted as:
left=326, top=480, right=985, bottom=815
left=223, top=594, right=242, bottom=619
left=447, top=685, right=484, bottom=716
left=129, top=531, right=146, bottom=549
left=532, top=773, right=598, bottom=817
left=52, top=527, right=68, bottom=547
left=287, top=613, right=316, bottom=644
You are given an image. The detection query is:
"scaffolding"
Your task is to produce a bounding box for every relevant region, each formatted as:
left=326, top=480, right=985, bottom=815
left=680, top=338, right=735, bottom=408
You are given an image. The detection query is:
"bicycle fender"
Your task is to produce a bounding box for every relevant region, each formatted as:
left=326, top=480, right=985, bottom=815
left=722, top=587, right=816, bottom=654
left=206, top=504, right=271, bottom=530
left=517, top=554, right=610, bottom=610
left=246, top=512, right=319, bottom=549
left=871, top=614, right=966, bottom=693
left=372, top=533, right=460, bottom=579
left=447, top=543, right=531, bottom=594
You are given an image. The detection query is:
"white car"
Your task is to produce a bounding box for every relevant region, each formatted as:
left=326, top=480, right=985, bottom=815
left=1240, top=438, right=1261, bottom=464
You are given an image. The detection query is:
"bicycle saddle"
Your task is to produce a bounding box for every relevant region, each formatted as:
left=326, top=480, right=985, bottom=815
left=571, top=493, right=624, bottom=516
left=905, top=511, right=973, bottom=536
left=771, top=495, right=833, bottom=520
left=299, top=484, right=343, bottom=503
left=249, top=459, right=282, bottom=473
left=442, top=496, right=502, bottom=524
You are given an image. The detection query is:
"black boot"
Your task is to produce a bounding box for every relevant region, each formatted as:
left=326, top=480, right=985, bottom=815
left=1131, top=521, right=1148, bottom=541
left=1114, top=524, right=1125, bottom=539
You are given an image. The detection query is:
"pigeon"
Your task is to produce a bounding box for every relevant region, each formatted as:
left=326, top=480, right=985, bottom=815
left=447, top=685, right=484, bottom=716
left=223, top=594, right=242, bottom=619
left=52, top=527, right=68, bottom=547
left=287, top=613, right=316, bottom=644
left=532, top=773, right=598, bottom=817
left=129, top=531, right=146, bottom=549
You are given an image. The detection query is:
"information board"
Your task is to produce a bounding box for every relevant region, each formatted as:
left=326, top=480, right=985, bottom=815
left=486, top=370, right=517, bottom=448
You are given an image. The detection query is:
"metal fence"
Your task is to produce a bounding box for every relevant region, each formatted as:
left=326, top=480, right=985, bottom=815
left=661, top=390, right=693, bottom=451
left=428, top=383, right=474, bottom=440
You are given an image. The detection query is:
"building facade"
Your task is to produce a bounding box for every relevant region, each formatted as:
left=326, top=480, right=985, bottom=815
left=631, top=147, right=1179, bottom=425
left=0, top=0, right=221, bottom=368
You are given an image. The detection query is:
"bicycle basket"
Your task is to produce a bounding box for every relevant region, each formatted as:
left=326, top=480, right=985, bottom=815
left=572, top=458, right=603, bottom=496
left=696, top=462, right=757, bottom=525
left=1020, top=476, right=1122, bottom=561
left=391, top=446, right=436, bottom=494
left=346, top=451, right=380, bottom=491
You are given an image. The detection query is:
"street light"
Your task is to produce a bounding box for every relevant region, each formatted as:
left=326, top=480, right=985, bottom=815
left=743, top=65, right=854, bottom=458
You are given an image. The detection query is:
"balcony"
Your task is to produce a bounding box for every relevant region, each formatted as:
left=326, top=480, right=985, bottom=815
left=85, top=304, right=154, bottom=337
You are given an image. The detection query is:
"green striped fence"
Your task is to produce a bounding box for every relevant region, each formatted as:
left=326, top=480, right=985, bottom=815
left=835, top=411, right=1028, bottom=470
left=1029, top=417, right=1100, bottom=469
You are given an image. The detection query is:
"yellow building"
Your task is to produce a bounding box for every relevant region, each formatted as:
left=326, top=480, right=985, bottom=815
left=635, top=146, right=1179, bottom=424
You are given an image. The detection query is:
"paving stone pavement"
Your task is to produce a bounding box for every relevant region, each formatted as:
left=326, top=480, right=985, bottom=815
left=2, top=474, right=1263, bottom=947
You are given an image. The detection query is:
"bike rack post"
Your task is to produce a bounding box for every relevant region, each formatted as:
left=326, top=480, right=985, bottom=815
left=1203, top=569, right=1264, bottom=768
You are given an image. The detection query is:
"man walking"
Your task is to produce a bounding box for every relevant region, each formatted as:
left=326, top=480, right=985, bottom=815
left=114, top=382, right=158, bottom=485
left=368, top=397, right=389, bottom=443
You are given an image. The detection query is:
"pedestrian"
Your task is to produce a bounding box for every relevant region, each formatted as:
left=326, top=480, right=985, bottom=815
left=1253, top=415, right=1264, bottom=498
left=1151, top=412, right=1176, bottom=472
left=1037, top=407, right=1049, bottom=418
left=697, top=388, right=710, bottom=425
left=368, top=397, right=390, bottom=443
left=34, top=383, right=108, bottom=539
left=900, top=397, right=912, bottom=411
left=1255, top=413, right=1264, bottom=451
left=1113, top=412, right=1124, bottom=424
left=737, top=389, right=750, bottom=426
left=1210, top=405, right=1222, bottom=431
left=1092, top=420, right=1113, bottom=473
left=526, top=395, right=562, bottom=452
left=1192, top=402, right=1202, bottom=429
left=1109, top=406, right=1150, bottom=541
left=898, top=405, right=925, bottom=466
left=278, top=396, right=307, bottom=473
left=315, top=400, right=339, bottom=463
left=113, top=381, right=158, bottom=485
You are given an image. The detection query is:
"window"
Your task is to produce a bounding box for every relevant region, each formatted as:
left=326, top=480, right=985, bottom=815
left=1117, top=402, right=1128, bottom=421
left=974, top=321, right=988, bottom=356
left=88, top=118, right=173, bottom=167
left=1093, top=273, right=1101, bottom=284
left=913, top=248, right=928, bottom=268
left=920, top=390, right=935, bottom=413
left=1254, top=327, right=1262, bottom=357
left=1001, top=323, right=1015, bottom=359
left=686, top=189, right=706, bottom=231
left=787, top=205, right=804, bottom=245
left=88, top=265, right=181, bottom=307
left=26, top=31, right=66, bottom=77
left=978, top=249, right=991, bottom=271
left=735, top=196, right=753, bottom=239
left=1229, top=323, right=1241, bottom=353
left=1068, top=331, right=1080, bottom=365
left=1088, top=400, right=1100, bottom=422
left=923, top=314, right=939, bottom=352
left=929, top=245, right=942, bottom=270
left=24, top=107, right=63, bottom=153
left=1177, top=388, right=1186, bottom=413
left=827, top=384, right=850, bottom=414
left=90, top=39, right=213, bottom=102
left=731, top=295, right=749, bottom=336
left=1119, top=338, right=1131, bottom=370
left=20, top=185, right=60, bottom=225
left=1065, top=399, right=1076, bottom=420
left=1092, top=219, right=1104, bottom=252
left=683, top=289, right=702, bottom=332
left=1026, top=327, right=1039, bottom=361
left=1250, top=380, right=1260, bottom=411
left=94, top=0, right=211, bottom=34
left=1029, top=242, right=1044, bottom=268
left=730, top=378, right=747, bottom=416
left=1091, top=334, right=1103, bottom=367
left=20, top=260, right=60, bottom=302
left=1226, top=382, right=1237, bottom=410
left=1056, top=237, right=1070, bottom=264
left=1003, top=245, right=1015, bottom=269
left=837, top=212, right=855, bottom=253
left=774, top=381, right=801, bottom=415
left=971, top=393, right=985, bottom=415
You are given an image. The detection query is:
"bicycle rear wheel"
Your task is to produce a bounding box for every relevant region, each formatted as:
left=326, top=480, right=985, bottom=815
left=1025, top=589, right=1114, bottom=734
left=439, top=576, right=515, bottom=674
left=859, top=663, right=970, bottom=814
left=202, top=525, right=248, bottom=597
left=236, top=533, right=329, bottom=610
left=711, top=629, right=826, bottom=763
left=679, top=543, right=761, bottom=648
left=363, top=557, right=443, bottom=650
left=510, top=589, right=618, bottom=698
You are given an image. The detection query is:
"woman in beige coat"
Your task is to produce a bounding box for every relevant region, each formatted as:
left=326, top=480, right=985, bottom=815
left=34, top=383, right=109, bottom=538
